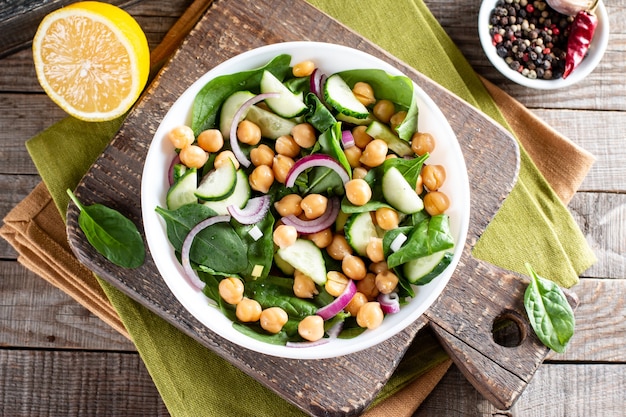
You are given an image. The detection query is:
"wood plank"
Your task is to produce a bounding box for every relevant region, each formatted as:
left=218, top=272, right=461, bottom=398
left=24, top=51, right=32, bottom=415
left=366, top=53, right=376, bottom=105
left=414, top=363, right=626, bottom=416
left=0, top=260, right=134, bottom=351
left=569, top=192, right=626, bottom=280
left=0, top=349, right=168, bottom=417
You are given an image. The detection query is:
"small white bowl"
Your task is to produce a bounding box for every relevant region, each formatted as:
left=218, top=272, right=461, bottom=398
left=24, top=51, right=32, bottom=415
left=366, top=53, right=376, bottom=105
left=478, top=0, right=609, bottom=89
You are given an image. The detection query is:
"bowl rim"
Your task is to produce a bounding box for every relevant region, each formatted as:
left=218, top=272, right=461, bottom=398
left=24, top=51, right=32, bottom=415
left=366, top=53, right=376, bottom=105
left=478, top=0, right=609, bottom=90
left=140, top=41, right=471, bottom=359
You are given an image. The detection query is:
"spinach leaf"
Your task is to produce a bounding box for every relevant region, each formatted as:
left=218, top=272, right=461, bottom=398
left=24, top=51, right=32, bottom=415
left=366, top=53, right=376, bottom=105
left=155, top=204, right=247, bottom=274
left=317, top=122, right=351, bottom=175
left=231, top=212, right=275, bottom=281
left=386, top=215, right=454, bottom=269
left=524, top=263, right=575, bottom=353
left=67, top=189, right=145, bottom=269
left=247, top=276, right=319, bottom=318
left=338, top=69, right=419, bottom=141
left=382, top=153, right=429, bottom=188
left=304, top=93, right=337, bottom=133
left=191, top=54, right=292, bottom=134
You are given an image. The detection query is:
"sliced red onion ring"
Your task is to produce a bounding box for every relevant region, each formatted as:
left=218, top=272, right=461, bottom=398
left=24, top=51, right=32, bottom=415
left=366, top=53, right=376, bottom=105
left=227, top=195, right=271, bottom=225
left=168, top=154, right=181, bottom=186
left=281, top=196, right=340, bottom=235
left=309, top=68, right=323, bottom=98
left=284, top=154, right=350, bottom=188
left=317, top=279, right=357, bottom=320
left=229, top=92, right=280, bottom=168
left=286, top=338, right=330, bottom=348
left=181, top=215, right=231, bottom=290
left=341, top=130, right=355, bottom=149
left=378, top=292, right=401, bottom=314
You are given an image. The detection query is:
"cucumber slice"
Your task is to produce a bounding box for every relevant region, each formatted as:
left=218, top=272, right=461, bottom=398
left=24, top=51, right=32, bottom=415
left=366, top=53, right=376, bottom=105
left=166, top=167, right=197, bottom=210
left=194, top=159, right=237, bottom=201
left=344, top=211, right=380, bottom=256
left=365, top=121, right=413, bottom=157
left=260, top=70, right=307, bottom=118
left=202, top=169, right=250, bottom=215
left=403, top=251, right=452, bottom=284
left=382, top=166, right=424, bottom=214
left=246, top=105, right=297, bottom=139
left=220, top=90, right=256, bottom=139
left=277, top=239, right=327, bottom=285
left=172, top=163, right=187, bottom=183
left=273, top=251, right=295, bottom=276
left=323, top=74, right=370, bottom=120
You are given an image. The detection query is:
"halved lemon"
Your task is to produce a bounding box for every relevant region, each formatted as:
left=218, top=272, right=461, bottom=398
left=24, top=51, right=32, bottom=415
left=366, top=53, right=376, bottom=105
left=32, top=1, right=150, bottom=122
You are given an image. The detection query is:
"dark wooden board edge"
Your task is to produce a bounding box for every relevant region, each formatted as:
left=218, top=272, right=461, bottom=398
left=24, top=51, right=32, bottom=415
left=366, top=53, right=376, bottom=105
left=64, top=0, right=531, bottom=414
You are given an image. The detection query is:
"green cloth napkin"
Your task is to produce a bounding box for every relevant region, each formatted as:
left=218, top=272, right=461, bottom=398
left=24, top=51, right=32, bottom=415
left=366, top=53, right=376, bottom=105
left=26, top=0, right=596, bottom=416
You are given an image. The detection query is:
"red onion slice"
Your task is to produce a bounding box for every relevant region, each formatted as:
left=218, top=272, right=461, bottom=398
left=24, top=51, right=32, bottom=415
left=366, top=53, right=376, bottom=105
left=281, top=196, right=340, bottom=235
left=309, top=68, right=324, bottom=98
left=227, top=195, right=271, bottom=225
left=341, top=130, right=355, bottom=149
left=181, top=215, right=231, bottom=290
left=229, top=92, right=280, bottom=168
left=286, top=338, right=330, bottom=348
left=168, top=154, right=181, bottom=186
left=284, top=153, right=350, bottom=188
left=378, top=292, right=401, bottom=314
left=317, top=279, right=357, bottom=320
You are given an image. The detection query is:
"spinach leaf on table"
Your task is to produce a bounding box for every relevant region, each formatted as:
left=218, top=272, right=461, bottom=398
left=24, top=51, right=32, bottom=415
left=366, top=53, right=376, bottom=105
left=67, top=189, right=145, bottom=269
left=524, top=263, right=575, bottom=353
left=155, top=204, right=247, bottom=275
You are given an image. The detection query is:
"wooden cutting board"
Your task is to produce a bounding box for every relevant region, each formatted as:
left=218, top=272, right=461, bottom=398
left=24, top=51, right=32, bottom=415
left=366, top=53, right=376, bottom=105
left=66, top=0, right=550, bottom=414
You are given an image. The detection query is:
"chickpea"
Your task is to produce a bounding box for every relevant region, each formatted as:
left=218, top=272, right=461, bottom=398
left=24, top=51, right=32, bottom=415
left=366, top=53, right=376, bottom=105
left=411, top=132, right=436, bottom=156
left=250, top=144, right=274, bottom=167
left=197, top=129, right=224, bottom=153
left=301, top=194, right=328, bottom=219
left=342, top=254, right=367, bottom=281
left=343, top=146, right=362, bottom=168
left=167, top=125, right=195, bottom=149
left=275, top=135, right=301, bottom=158
left=359, top=139, right=388, bottom=167
left=415, top=173, right=424, bottom=195
left=179, top=145, right=208, bottom=169
left=293, top=270, right=319, bottom=298
left=291, top=123, right=316, bottom=148
left=272, top=154, right=295, bottom=184
left=423, top=191, right=450, bottom=216
left=366, top=237, right=385, bottom=263
left=352, top=166, right=369, bottom=180
left=326, top=234, right=353, bottom=260
left=260, top=307, right=289, bottom=334
left=421, top=164, right=446, bottom=191
left=375, top=270, right=399, bottom=294
left=372, top=99, right=395, bottom=124
left=236, top=120, right=262, bottom=145
left=236, top=297, right=262, bottom=322
left=352, top=82, right=376, bottom=106
left=345, top=179, right=372, bottom=206
left=293, top=60, right=315, bottom=77
left=274, top=194, right=303, bottom=217
left=218, top=277, right=244, bottom=305
left=356, top=272, right=379, bottom=300
left=306, top=228, right=333, bottom=248
left=352, top=125, right=373, bottom=149
left=214, top=150, right=240, bottom=170
left=325, top=271, right=349, bottom=297
left=345, top=292, right=368, bottom=316
left=356, top=302, right=384, bottom=329
left=249, top=165, right=274, bottom=193
left=273, top=224, right=297, bottom=249
left=298, top=315, right=325, bottom=342
left=390, top=111, right=407, bottom=131
left=375, top=207, right=399, bottom=230
left=369, top=260, right=389, bottom=275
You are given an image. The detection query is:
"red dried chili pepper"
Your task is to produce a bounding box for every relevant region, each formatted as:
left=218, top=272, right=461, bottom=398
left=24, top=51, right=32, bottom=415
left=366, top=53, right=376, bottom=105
left=563, top=10, right=598, bottom=79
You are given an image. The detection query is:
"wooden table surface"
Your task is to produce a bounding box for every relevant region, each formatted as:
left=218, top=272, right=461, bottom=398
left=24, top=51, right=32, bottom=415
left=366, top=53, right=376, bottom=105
left=1, top=0, right=624, bottom=416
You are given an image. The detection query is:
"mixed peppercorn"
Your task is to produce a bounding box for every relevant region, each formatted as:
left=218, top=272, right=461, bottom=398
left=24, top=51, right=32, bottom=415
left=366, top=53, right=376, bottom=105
left=489, top=0, right=576, bottom=80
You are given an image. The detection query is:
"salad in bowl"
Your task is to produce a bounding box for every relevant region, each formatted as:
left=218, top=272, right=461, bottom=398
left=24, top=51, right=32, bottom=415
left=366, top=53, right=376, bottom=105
left=141, top=42, right=470, bottom=359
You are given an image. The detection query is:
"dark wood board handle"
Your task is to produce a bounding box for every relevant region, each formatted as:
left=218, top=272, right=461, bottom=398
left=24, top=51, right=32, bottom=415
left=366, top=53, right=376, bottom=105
left=64, top=0, right=553, bottom=414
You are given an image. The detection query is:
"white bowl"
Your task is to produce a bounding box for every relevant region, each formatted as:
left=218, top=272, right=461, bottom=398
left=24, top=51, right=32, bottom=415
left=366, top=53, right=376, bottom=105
left=141, top=42, right=470, bottom=359
left=478, top=0, right=609, bottom=89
